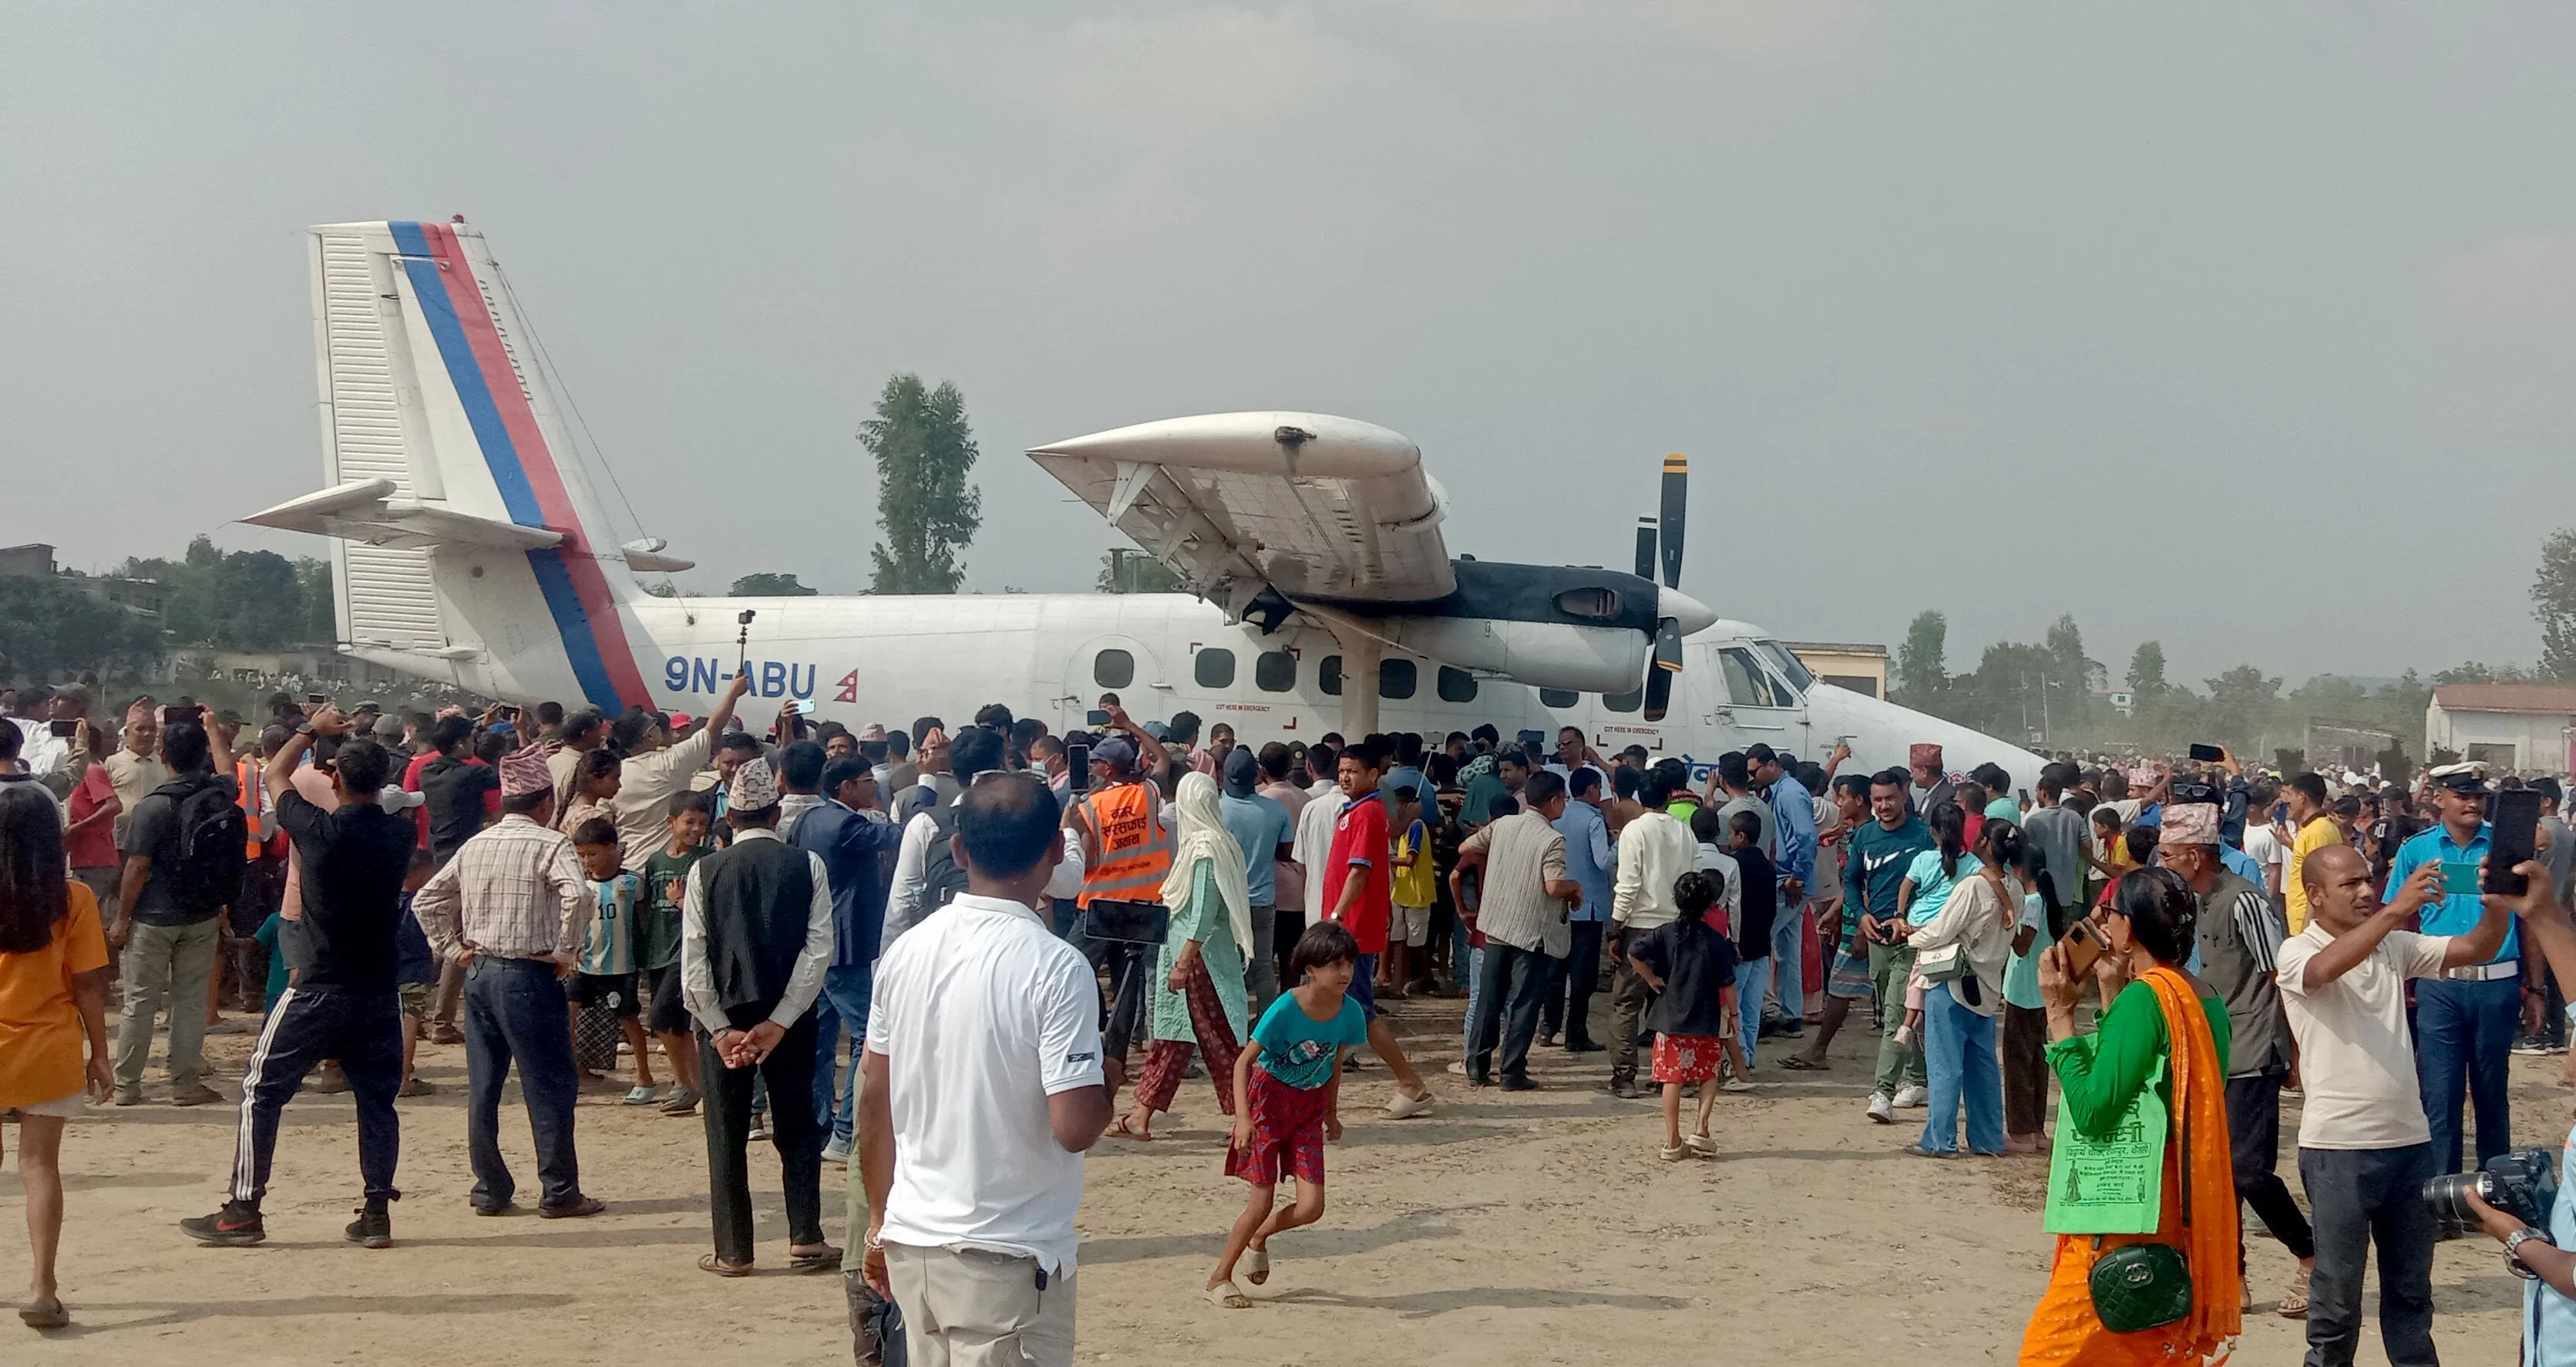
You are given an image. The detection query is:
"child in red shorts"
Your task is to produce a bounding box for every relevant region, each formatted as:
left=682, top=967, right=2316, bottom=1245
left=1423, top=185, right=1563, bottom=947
left=1207, top=921, right=1370, bottom=1308
left=1626, top=869, right=1739, bottom=1161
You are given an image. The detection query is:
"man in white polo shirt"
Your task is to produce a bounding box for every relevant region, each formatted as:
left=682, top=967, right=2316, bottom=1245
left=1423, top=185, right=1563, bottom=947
left=859, top=773, right=1112, bottom=1367
left=2275, top=843, right=2517, bottom=1367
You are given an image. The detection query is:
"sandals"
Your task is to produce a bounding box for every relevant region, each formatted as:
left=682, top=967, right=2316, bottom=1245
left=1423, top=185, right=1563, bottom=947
left=1683, top=1132, right=1719, bottom=1157
left=788, top=1245, right=842, bottom=1274
left=1243, top=1247, right=1270, bottom=1286
left=1776, top=1055, right=1827, bottom=1072
left=1658, top=1143, right=1692, bottom=1162
left=1206, top=1280, right=1251, bottom=1309
left=18, top=1301, right=68, bottom=1330
left=1106, top=1113, right=1154, bottom=1142
left=698, top=1253, right=755, bottom=1278
left=621, top=1086, right=661, bottom=1106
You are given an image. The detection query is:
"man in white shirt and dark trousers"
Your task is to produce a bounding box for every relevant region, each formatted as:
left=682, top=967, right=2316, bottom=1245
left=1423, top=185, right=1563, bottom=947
left=681, top=756, right=839, bottom=1276
left=860, top=773, right=1111, bottom=1367
left=1606, top=770, right=1698, bottom=1099
left=2275, top=843, right=2517, bottom=1367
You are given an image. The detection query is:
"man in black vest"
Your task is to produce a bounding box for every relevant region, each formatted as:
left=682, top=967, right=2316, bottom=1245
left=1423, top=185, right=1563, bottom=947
left=680, top=756, right=838, bottom=1275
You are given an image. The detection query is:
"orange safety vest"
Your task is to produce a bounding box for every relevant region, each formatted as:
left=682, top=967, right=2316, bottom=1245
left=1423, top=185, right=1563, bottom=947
left=236, top=757, right=275, bottom=857
left=1077, top=781, right=1172, bottom=908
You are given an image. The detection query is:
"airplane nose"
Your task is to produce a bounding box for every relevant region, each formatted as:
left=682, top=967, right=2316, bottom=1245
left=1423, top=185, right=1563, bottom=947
left=1658, top=585, right=1717, bottom=636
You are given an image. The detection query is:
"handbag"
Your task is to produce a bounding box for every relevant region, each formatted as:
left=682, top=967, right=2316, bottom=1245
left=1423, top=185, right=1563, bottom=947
left=1915, top=941, right=1968, bottom=983
left=2085, top=1012, right=2195, bottom=1335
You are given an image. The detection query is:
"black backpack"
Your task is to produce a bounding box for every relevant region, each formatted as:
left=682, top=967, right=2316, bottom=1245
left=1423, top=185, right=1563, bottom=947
left=919, top=802, right=970, bottom=914
left=160, top=774, right=248, bottom=912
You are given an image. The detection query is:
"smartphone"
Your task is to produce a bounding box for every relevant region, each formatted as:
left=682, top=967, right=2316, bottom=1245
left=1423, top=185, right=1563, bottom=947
left=160, top=705, right=193, bottom=730
left=2486, top=787, right=2541, bottom=897
left=1066, top=742, right=1091, bottom=793
left=2059, top=920, right=2107, bottom=981
left=2187, top=743, right=2224, bottom=763
left=2442, top=862, right=2481, bottom=897
left=1085, top=710, right=1112, bottom=727
left=49, top=719, right=78, bottom=738
left=790, top=699, right=816, bottom=715
left=497, top=704, right=520, bottom=720
left=305, top=692, right=328, bottom=705
left=2016, top=789, right=2031, bottom=810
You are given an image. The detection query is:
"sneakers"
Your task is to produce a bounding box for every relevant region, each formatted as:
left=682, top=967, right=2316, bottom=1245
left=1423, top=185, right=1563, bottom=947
left=1867, top=1091, right=1895, bottom=1124
left=1718, top=1079, right=1757, bottom=1094
left=170, top=1082, right=225, bottom=1107
left=2277, top=1264, right=2312, bottom=1319
left=181, top=1200, right=267, bottom=1247
left=1893, top=1084, right=1930, bottom=1109
left=1605, top=1079, right=1643, bottom=1100
left=822, top=1137, right=852, bottom=1165
left=344, top=1204, right=392, bottom=1249
left=1384, top=1087, right=1434, bottom=1119
left=2513, top=1035, right=2554, bottom=1056
left=113, top=1086, right=143, bottom=1107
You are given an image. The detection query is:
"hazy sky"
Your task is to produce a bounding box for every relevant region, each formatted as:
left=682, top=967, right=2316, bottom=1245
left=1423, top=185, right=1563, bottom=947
left=9, top=2, right=2576, bottom=687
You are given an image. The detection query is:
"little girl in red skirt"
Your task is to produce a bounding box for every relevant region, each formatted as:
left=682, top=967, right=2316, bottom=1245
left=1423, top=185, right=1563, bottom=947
left=1626, top=869, right=1740, bottom=1160
left=1206, top=921, right=1370, bottom=1308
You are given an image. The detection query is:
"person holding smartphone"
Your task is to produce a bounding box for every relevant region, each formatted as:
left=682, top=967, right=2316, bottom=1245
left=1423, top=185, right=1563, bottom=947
left=2387, top=763, right=2521, bottom=1177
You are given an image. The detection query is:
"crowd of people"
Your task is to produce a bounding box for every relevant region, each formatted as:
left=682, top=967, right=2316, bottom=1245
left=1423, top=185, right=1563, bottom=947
left=8, top=674, right=2576, bottom=1365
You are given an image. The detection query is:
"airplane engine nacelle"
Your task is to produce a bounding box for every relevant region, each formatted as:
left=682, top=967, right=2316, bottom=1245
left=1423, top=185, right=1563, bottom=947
left=1374, top=617, right=1649, bottom=695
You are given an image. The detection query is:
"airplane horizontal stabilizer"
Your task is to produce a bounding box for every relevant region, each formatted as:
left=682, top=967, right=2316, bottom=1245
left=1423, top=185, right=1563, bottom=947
left=241, top=479, right=569, bottom=554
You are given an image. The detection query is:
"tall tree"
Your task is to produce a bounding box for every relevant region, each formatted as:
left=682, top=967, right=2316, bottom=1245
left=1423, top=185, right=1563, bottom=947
left=2202, top=664, right=2283, bottom=753
left=729, top=572, right=819, bottom=598
left=0, top=574, right=159, bottom=681
left=1895, top=610, right=1949, bottom=709
left=2127, top=641, right=2170, bottom=699
left=294, top=556, right=335, bottom=641
left=2041, top=613, right=2103, bottom=733
left=1096, top=548, right=1179, bottom=594
left=2537, top=529, right=2576, bottom=682
left=860, top=374, right=981, bottom=594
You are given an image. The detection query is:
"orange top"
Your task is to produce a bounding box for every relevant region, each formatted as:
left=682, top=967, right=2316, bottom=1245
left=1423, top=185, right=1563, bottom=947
left=0, top=880, right=108, bottom=1108
left=1076, top=782, right=1172, bottom=908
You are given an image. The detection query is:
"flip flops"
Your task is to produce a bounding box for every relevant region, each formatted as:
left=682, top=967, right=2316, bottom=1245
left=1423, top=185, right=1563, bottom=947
left=621, top=1086, right=660, bottom=1106
left=698, top=1254, right=755, bottom=1278
left=18, top=1301, right=68, bottom=1330
left=789, top=1245, right=842, bottom=1274
left=1776, top=1055, right=1827, bottom=1072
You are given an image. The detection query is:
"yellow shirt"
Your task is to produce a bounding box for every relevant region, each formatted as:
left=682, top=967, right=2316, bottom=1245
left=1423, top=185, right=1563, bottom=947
left=1392, top=819, right=1436, bottom=909
left=2284, top=816, right=2346, bottom=935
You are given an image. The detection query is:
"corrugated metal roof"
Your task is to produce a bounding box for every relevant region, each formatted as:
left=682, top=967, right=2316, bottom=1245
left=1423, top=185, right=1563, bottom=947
left=2431, top=683, right=2576, bottom=715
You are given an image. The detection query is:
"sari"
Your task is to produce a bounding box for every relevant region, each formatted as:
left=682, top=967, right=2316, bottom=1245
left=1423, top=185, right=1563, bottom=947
left=2018, top=966, right=2241, bottom=1365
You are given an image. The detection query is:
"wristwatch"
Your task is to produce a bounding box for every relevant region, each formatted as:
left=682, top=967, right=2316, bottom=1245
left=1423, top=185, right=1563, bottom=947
left=2505, top=1226, right=2551, bottom=1280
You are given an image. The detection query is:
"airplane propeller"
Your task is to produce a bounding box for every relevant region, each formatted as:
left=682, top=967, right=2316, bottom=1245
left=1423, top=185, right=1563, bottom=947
left=1638, top=453, right=1688, bottom=722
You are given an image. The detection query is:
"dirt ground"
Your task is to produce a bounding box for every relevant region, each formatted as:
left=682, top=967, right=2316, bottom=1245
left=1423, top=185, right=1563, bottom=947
left=0, top=992, right=2548, bottom=1365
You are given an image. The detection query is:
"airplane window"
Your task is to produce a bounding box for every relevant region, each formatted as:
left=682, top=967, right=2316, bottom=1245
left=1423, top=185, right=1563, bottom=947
left=1437, top=666, right=1478, bottom=703
left=1602, top=688, right=1643, bottom=714
left=1380, top=659, right=1417, bottom=699
left=1254, top=650, right=1296, bottom=693
left=1757, top=641, right=1813, bottom=694
left=1539, top=688, right=1580, bottom=709
left=1320, top=655, right=1342, bottom=695
left=1094, top=648, right=1135, bottom=689
left=1194, top=648, right=1236, bottom=689
left=1720, top=647, right=1784, bottom=708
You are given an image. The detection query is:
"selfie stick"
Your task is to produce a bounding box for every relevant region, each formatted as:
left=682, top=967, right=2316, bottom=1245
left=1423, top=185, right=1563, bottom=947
left=736, top=608, right=756, bottom=675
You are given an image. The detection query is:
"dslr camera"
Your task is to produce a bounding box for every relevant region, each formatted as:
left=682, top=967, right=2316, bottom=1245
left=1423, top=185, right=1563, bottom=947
left=2424, top=1146, right=2559, bottom=1240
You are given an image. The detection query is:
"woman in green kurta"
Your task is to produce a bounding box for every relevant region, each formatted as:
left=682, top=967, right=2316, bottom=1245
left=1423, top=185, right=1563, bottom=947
left=1115, top=771, right=1253, bottom=1140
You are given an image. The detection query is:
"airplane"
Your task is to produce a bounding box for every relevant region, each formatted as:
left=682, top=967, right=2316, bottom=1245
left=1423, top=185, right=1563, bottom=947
left=243, top=218, right=2046, bottom=790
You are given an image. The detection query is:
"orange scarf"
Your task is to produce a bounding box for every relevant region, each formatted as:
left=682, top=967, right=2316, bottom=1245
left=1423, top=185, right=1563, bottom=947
left=2019, top=965, right=2241, bottom=1365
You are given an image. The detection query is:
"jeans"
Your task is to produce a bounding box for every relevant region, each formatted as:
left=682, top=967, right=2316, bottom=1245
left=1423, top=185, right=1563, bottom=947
left=1869, top=941, right=1925, bottom=1096
left=1246, top=905, right=1279, bottom=1013
left=2227, top=1067, right=2316, bottom=1261
left=2413, top=976, right=2517, bottom=1173
left=230, top=986, right=404, bottom=1205
left=2299, top=1143, right=2437, bottom=1367
left=1542, top=919, right=1605, bottom=1045
left=703, top=1013, right=826, bottom=1267
left=1918, top=988, right=2003, bottom=1155
left=462, top=957, right=583, bottom=1211
left=814, top=964, right=875, bottom=1148
left=1465, top=943, right=1549, bottom=1084
left=1734, top=955, right=1768, bottom=1066
left=1767, top=895, right=1804, bottom=1022
left=1461, top=944, right=1487, bottom=1056
left=114, top=916, right=221, bottom=1091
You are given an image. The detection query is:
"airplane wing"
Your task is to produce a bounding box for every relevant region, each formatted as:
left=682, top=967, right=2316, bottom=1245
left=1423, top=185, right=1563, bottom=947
left=241, top=479, right=569, bottom=554
left=1028, top=412, right=1454, bottom=614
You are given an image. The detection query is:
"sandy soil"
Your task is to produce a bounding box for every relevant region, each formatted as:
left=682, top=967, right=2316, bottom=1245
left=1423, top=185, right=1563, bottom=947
left=0, top=992, right=2545, bottom=1365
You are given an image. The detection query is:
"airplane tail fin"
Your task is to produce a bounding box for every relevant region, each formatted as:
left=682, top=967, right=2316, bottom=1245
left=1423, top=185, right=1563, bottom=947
left=244, top=220, right=684, bottom=710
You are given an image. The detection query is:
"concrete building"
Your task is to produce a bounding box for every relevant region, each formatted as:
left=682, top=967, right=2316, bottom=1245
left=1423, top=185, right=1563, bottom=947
left=2426, top=683, right=2576, bottom=775
left=1784, top=641, right=1888, bottom=699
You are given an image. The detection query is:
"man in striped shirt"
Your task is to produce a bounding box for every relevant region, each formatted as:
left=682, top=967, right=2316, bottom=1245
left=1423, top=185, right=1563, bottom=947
left=1453, top=771, right=1580, bottom=1090
left=411, top=746, right=604, bottom=1219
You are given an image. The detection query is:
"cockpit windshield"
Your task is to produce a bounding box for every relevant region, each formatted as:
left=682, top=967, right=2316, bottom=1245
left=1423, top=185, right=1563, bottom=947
left=1755, top=641, right=1811, bottom=695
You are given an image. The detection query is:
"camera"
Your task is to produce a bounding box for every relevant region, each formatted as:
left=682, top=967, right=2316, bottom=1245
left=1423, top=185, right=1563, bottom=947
left=2424, top=1146, right=2559, bottom=1240
left=736, top=609, right=757, bottom=626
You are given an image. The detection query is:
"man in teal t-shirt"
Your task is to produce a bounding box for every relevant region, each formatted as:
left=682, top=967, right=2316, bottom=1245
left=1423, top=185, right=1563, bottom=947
left=1843, top=769, right=1932, bottom=1121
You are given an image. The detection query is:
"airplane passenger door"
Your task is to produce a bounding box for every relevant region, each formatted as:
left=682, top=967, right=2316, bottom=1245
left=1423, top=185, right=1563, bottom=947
left=1707, top=643, right=1812, bottom=754
left=1063, top=634, right=1168, bottom=732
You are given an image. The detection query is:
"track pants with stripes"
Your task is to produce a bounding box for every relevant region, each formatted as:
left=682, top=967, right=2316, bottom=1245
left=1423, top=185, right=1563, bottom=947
left=229, top=986, right=405, bottom=1206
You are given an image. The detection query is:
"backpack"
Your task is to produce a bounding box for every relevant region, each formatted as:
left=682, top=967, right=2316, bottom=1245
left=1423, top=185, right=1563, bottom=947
left=161, top=774, right=248, bottom=912
left=918, top=803, right=970, bottom=913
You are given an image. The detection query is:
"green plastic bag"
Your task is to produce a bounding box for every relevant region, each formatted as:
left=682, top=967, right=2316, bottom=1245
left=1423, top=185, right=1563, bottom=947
left=2043, top=1055, right=2167, bottom=1235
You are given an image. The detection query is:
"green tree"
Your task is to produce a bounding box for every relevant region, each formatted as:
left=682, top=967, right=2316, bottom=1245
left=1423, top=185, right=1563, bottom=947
left=2127, top=641, right=2170, bottom=699
left=2536, top=529, right=2576, bottom=681
left=133, top=536, right=311, bottom=649
left=860, top=374, right=981, bottom=594
left=0, top=574, right=160, bottom=682
left=2202, top=664, right=2283, bottom=753
left=1895, top=610, right=1949, bottom=710
left=1096, top=549, right=1180, bottom=594
left=294, top=557, right=334, bottom=641
left=729, top=572, right=819, bottom=598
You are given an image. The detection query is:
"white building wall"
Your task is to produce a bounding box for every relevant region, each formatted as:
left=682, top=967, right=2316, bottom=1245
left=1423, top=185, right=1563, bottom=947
left=2426, top=705, right=2573, bottom=773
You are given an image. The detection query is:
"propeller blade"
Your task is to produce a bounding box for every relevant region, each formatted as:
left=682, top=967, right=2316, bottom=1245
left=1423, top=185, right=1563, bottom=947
left=1633, top=517, right=1656, bottom=581
left=1643, top=616, right=1683, bottom=721
left=1658, top=453, right=1687, bottom=589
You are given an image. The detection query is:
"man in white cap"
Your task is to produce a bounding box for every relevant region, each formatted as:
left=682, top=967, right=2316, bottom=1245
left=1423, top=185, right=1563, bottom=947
left=410, top=743, right=604, bottom=1218
left=2389, top=762, right=2521, bottom=1177
left=681, top=756, right=838, bottom=1275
